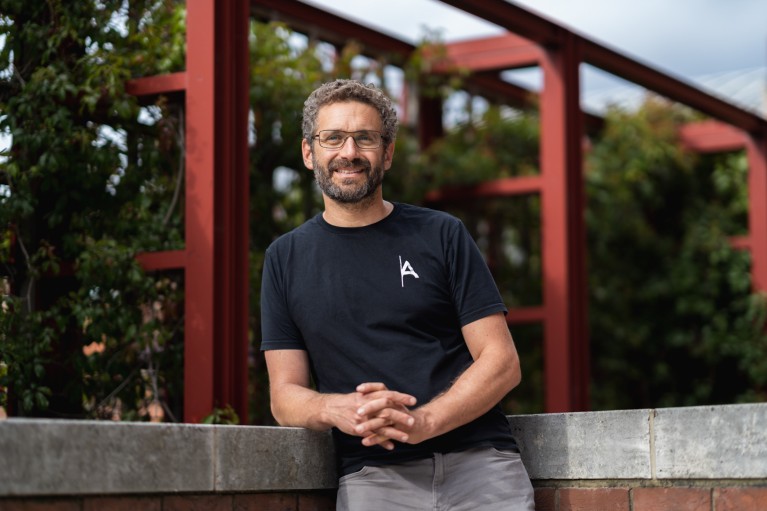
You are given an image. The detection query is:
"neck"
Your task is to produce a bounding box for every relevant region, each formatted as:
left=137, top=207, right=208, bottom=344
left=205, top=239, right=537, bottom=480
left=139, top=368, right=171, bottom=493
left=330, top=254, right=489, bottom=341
left=322, top=193, right=393, bottom=227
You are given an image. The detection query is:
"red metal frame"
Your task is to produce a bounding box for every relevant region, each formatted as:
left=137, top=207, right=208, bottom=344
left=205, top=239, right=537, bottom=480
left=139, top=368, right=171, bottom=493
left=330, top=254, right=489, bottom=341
left=128, top=0, right=251, bottom=423
left=679, top=121, right=767, bottom=294
left=126, top=0, right=766, bottom=419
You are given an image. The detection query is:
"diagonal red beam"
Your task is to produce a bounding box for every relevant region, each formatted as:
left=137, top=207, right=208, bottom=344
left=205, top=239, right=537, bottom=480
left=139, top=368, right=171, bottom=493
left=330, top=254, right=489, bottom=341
left=439, top=0, right=569, bottom=47
left=439, top=0, right=767, bottom=135
left=251, top=0, right=412, bottom=59
left=582, top=42, right=767, bottom=134
left=251, top=1, right=539, bottom=112
left=441, top=34, right=543, bottom=72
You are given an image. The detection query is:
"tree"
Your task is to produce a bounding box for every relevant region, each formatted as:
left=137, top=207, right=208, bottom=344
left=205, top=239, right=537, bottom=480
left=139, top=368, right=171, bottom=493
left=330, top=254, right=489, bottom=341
left=586, top=98, right=767, bottom=409
left=1, top=0, right=186, bottom=419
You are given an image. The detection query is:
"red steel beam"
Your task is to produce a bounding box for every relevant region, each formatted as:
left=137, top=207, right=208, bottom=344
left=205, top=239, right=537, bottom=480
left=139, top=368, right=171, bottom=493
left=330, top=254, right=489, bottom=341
left=213, top=0, right=251, bottom=424
left=507, top=306, right=546, bottom=325
left=582, top=41, right=767, bottom=135
left=678, top=120, right=749, bottom=154
left=425, top=176, right=543, bottom=202
left=126, top=72, right=187, bottom=98
left=250, top=1, right=538, bottom=112
left=729, top=236, right=751, bottom=251
left=184, top=0, right=251, bottom=424
left=135, top=250, right=186, bottom=271
left=677, top=122, right=767, bottom=288
left=539, top=34, right=590, bottom=412
left=441, top=34, right=543, bottom=73
left=251, top=0, right=413, bottom=59
left=747, top=136, right=767, bottom=293
left=439, top=0, right=568, bottom=47
left=440, top=0, right=767, bottom=135
left=184, top=0, right=217, bottom=423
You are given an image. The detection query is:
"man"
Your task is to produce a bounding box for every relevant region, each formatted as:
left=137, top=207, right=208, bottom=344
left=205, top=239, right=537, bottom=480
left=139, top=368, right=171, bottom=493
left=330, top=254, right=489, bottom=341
left=260, top=79, right=535, bottom=510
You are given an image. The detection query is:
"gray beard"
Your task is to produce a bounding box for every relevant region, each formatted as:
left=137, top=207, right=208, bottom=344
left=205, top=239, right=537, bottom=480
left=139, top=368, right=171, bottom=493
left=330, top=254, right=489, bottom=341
left=313, top=156, right=384, bottom=204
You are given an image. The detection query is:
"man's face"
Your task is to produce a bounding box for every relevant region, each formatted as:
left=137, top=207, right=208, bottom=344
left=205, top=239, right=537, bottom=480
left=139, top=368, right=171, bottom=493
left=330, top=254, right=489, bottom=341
left=302, top=101, right=394, bottom=204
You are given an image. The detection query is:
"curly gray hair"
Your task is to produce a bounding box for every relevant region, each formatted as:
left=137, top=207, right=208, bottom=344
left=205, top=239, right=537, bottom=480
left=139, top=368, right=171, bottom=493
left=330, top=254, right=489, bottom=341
left=302, top=79, right=398, bottom=149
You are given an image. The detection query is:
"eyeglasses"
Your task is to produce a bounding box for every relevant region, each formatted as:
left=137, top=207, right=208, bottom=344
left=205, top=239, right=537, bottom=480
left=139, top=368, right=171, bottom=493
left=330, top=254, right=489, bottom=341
left=313, top=130, right=384, bottom=150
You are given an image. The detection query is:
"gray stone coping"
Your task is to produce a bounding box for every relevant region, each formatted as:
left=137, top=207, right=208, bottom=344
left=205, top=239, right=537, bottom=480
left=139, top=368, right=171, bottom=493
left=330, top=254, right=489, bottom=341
left=2, top=403, right=766, bottom=496
left=510, top=403, right=767, bottom=480
left=2, top=421, right=336, bottom=496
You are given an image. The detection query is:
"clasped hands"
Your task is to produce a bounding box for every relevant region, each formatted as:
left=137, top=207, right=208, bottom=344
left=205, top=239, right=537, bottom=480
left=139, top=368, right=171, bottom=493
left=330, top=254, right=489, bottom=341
left=333, top=382, right=424, bottom=451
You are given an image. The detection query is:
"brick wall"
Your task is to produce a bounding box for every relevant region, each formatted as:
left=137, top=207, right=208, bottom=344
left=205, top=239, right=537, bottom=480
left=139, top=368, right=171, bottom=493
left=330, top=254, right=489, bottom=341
left=2, top=404, right=766, bottom=511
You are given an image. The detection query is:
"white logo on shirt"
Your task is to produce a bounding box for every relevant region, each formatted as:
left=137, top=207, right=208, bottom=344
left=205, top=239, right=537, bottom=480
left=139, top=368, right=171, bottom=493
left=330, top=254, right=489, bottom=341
left=399, top=255, right=420, bottom=287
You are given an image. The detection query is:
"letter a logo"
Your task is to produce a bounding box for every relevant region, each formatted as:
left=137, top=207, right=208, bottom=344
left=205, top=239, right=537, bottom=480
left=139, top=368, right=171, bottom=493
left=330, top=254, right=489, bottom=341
left=399, top=255, right=420, bottom=287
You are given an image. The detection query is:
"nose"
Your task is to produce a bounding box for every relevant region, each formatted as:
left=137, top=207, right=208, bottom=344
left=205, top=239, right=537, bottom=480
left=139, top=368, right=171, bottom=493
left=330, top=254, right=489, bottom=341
left=337, top=135, right=361, bottom=158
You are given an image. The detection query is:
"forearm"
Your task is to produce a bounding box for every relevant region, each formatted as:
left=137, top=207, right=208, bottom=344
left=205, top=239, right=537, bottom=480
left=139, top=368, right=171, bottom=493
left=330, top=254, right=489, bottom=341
left=415, top=346, right=520, bottom=439
left=270, top=382, right=337, bottom=430
left=358, top=313, right=523, bottom=447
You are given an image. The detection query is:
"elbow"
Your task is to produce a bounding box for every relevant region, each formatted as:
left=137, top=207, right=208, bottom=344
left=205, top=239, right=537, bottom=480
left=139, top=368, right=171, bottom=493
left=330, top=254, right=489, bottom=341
left=510, top=364, right=522, bottom=390
left=506, top=353, right=522, bottom=391
left=269, top=395, right=291, bottom=426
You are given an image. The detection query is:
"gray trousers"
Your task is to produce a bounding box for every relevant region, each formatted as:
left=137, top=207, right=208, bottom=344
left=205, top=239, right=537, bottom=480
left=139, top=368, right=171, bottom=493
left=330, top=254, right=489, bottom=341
left=336, top=447, right=535, bottom=511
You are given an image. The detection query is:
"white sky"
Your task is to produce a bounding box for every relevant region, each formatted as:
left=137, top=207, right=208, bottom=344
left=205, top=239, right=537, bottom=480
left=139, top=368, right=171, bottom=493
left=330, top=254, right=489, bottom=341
left=302, top=0, right=767, bottom=96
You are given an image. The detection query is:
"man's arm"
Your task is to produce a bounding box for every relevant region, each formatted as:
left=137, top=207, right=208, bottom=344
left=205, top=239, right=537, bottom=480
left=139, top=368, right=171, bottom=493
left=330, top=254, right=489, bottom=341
left=264, top=349, right=417, bottom=448
left=355, top=312, right=521, bottom=446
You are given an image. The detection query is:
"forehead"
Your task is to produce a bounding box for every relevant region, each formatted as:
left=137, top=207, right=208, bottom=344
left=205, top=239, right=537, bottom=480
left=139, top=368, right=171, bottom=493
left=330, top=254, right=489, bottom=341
left=316, top=101, right=382, bottom=131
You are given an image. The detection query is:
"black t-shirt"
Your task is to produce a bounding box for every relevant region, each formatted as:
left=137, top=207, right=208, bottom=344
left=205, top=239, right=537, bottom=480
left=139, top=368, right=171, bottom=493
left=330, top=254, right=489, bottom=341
left=261, top=203, right=517, bottom=475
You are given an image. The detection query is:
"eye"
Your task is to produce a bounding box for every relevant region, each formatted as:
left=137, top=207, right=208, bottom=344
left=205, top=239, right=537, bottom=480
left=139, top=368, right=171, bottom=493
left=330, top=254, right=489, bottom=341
left=323, top=132, right=343, bottom=143
left=356, top=132, right=373, bottom=142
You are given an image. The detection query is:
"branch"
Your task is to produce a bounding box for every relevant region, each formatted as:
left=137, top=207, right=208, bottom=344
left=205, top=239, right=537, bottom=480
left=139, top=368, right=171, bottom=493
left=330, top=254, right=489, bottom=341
left=162, top=108, right=184, bottom=228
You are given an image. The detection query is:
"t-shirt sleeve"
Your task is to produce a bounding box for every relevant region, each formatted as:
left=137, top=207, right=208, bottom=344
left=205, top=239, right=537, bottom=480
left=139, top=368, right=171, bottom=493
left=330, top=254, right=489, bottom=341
left=260, top=245, right=306, bottom=351
left=447, top=220, right=508, bottom=326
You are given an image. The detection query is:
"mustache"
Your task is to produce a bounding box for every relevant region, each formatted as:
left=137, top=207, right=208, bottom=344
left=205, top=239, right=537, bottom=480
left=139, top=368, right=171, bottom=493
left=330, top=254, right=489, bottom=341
left=328, top=158, right=371, bottom=172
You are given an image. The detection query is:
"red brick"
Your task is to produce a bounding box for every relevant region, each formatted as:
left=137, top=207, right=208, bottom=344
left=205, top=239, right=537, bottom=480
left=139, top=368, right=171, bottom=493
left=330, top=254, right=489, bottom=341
left=233, top=493, right=298, bottom=511
left=559, top=488, right=630, bottom=511
left=534, top=488, right=557, bottom=511
left=163, top=495, right=231, bottom=511
left=297, top=492, right=336, bottom=511
left=0, top=499, right=81, bottom=511
left=715, top=487, right=767, bottom=511
left=633, top=488, right=710, bottom=511
left=83, top=496, right=162, bottom=511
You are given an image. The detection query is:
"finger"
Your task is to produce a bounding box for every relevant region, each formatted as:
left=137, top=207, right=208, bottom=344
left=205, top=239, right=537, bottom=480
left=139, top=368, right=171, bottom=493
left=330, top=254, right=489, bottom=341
left=356, top=394, right=417, bottom=415
left=356, top=382, right=388, bottom=393
left=353, top=410, right=414, bottom=435
left=362, top=407, right=415, bottom=429
left=362, top=427, right=409, bottom=446
left=362, top=434, right=395, bottom=451
left=356, top=385, right=418, bottom=406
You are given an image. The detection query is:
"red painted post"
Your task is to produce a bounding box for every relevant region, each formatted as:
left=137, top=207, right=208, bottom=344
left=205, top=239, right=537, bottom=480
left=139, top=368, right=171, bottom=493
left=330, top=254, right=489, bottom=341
left=747, top=135, right=767, bottom=294
left=539, top=33, right=590, bottom=412
left=183, top=0, right=251, bottom=424
left=212, top=0, right=251, bottom=424
left=184, top=0, right=217, bottom=423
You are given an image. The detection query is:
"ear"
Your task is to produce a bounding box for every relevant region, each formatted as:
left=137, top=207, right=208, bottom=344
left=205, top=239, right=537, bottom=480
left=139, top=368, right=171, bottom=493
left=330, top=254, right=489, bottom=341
left=383, top=139, right=396, bottom=171
left=301, top=139, right=314, bottom=170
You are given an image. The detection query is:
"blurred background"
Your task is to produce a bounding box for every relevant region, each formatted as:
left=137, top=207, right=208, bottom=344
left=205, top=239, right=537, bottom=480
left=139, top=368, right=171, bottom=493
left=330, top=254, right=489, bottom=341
left=1, top=0, right=766, bottom=424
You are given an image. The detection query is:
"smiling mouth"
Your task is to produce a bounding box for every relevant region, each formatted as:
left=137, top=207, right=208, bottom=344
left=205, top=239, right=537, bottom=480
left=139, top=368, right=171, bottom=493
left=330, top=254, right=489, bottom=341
left=329, top=158, right=370, bottom=176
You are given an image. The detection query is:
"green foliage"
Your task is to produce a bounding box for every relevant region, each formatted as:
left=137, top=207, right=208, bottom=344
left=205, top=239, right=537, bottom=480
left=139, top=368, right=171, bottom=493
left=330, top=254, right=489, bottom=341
left=586, top=98, right=767, bottom=409
left=0, top=0, right=185, bottom=419
left=201, top=404, right=240, bottom=425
